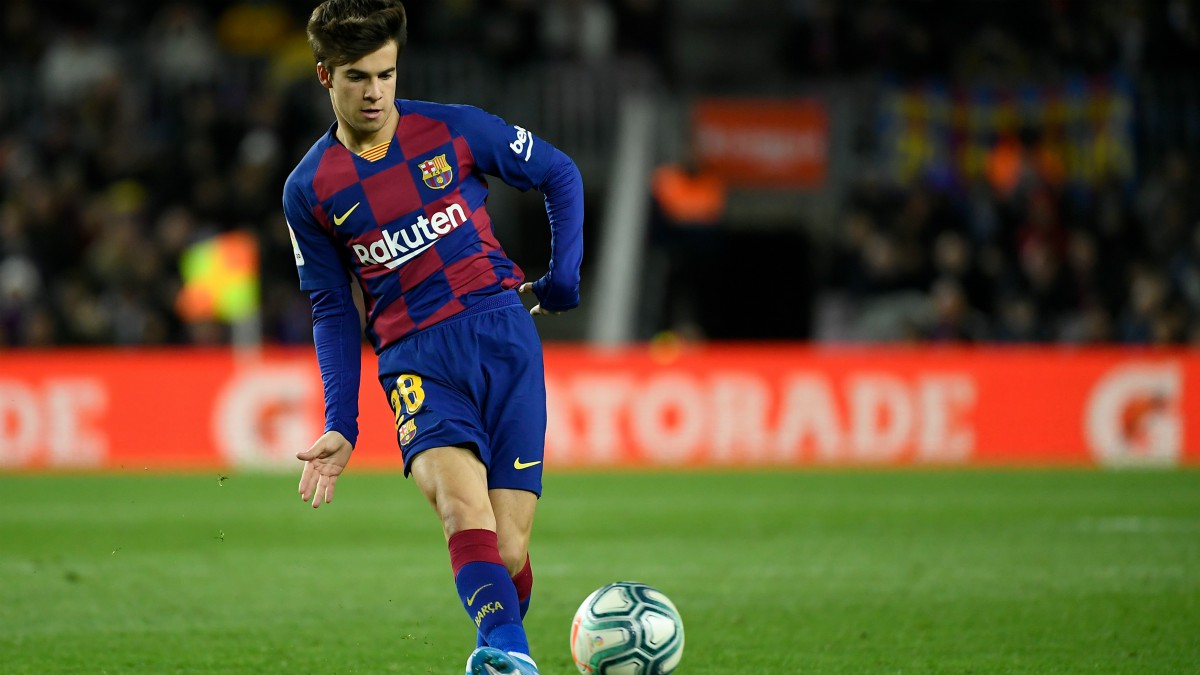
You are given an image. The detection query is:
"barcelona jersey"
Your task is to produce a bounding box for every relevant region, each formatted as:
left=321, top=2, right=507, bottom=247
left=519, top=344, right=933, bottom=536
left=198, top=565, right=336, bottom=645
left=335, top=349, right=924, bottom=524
left=283, top=99, right=565, bottom=353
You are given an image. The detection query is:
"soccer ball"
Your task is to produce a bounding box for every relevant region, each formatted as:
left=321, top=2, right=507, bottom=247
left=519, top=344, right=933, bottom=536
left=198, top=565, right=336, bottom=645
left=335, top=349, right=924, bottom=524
left=570, top=581, right=684, bottom=675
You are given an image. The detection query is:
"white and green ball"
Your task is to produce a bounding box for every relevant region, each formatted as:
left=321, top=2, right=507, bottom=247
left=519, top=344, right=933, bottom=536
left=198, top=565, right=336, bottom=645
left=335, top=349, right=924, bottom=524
left=570, top=581, right=684, bottom=675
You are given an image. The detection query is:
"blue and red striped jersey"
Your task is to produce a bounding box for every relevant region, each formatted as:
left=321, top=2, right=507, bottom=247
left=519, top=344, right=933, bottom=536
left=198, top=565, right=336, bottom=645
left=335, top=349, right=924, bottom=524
left=283, top=99, right=578, bottom=353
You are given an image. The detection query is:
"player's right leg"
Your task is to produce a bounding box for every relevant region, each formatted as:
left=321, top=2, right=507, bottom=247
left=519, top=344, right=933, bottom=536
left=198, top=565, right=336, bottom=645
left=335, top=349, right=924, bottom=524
left=409, top=446, right=536, bottom=670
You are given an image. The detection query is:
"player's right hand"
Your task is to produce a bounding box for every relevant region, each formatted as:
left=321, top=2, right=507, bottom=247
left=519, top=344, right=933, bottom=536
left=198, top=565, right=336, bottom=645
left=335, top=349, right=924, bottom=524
left=297, top=430, right=354, bottom=509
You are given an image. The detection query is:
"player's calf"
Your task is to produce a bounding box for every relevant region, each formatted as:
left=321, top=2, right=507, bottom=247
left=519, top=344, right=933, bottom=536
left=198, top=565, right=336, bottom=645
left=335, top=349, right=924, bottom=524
left=450, top=529, right=529, bottom=656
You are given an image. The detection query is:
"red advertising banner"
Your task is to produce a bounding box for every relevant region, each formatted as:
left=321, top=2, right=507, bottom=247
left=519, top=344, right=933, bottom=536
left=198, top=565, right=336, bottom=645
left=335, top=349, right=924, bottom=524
left=692, top=98, right=828, bottom=188
left=0, top=346, right=1195, bottom=470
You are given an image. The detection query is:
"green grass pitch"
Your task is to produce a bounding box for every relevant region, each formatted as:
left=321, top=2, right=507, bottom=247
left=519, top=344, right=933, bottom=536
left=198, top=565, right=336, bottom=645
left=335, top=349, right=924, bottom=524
left=1, top=469, right=1198, bottom=674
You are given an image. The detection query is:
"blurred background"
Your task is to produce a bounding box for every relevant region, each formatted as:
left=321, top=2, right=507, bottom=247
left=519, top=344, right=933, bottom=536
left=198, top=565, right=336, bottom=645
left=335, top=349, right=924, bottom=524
left=2, top=0, right=1199, bottom=349
left=2, top=7, right=1197, bottom=670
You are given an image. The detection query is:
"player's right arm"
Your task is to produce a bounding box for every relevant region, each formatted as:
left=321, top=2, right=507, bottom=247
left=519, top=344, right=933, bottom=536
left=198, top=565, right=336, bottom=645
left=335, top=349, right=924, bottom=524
left=283, top=176, right=362, bottom=507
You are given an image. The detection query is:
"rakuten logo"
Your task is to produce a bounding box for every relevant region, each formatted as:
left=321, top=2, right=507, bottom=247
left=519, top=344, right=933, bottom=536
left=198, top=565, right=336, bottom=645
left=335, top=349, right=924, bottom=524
left=352, top=202, right=468, bottom=269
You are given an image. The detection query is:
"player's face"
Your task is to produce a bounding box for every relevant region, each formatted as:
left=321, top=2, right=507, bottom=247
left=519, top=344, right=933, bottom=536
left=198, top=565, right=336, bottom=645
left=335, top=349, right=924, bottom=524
left=321, top=41, right=399, bottom=147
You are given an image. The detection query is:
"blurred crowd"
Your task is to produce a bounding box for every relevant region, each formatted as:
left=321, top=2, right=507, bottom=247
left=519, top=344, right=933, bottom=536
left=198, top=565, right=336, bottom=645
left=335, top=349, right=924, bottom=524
left=0, top=0, right=1197, bottom=347
left=782, top=0, right=1200, bottom=81
left=0, top=0, right=667, bottom=346
left=0, top=0, right=317, bottom=345
left=805, top=0, right=1200, bottom=344
left=822, top=150, right=1200, bottom=344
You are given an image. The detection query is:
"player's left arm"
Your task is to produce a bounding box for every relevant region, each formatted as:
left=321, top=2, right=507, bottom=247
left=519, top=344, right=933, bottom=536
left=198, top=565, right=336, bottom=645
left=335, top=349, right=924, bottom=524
left=452, top=106, right=584, bottom=314
left=520, top=150, right=583, bottom=315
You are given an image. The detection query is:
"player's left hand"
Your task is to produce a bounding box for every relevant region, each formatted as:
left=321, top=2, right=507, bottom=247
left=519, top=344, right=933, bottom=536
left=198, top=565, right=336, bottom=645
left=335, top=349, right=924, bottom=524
left=519, top=282, right=562, bottom=316
left=297, top=430, right=354, bottom=509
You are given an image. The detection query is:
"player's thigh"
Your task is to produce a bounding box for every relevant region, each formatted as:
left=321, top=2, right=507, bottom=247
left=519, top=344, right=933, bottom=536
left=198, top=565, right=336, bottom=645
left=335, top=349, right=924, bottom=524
left=489, top=487, right=537, bottom=574
left=480, top=309, right=547, bottom=494
left=383, top=370, right=488, bottom=476
left=410, top=445, right=495, bottom=538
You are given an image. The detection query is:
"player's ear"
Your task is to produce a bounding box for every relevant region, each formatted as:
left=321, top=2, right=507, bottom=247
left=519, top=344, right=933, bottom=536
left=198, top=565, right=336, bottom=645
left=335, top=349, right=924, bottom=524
left=316, top=62, right=333, bottom=89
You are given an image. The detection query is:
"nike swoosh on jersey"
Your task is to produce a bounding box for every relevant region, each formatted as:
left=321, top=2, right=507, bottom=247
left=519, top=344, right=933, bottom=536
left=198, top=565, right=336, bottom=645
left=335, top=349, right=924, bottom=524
left=383, top=240, right=437, bottom=269
left=333, top=202, right=360, bottom=226
left=466, top=583, right=492, bottom=606
left=513, top=458, right=542, bottom=470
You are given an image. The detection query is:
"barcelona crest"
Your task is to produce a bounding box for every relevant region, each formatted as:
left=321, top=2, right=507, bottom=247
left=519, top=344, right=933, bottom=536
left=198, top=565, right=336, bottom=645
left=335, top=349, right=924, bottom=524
left=398, top=418, right=418, bottom=446
left=420, top=154, right=453, bottom=189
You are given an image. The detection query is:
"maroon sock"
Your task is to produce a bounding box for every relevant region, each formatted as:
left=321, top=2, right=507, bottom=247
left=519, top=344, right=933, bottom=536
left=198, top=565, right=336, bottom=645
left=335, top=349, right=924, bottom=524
left=512, top=554, right=532, bottom=618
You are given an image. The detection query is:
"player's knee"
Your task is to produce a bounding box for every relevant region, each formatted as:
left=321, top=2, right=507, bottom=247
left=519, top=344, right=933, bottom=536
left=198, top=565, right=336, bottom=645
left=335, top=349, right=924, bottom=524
left=435, top=492, right=495, bottom=537
left=497, top=535, right=529, bottom=575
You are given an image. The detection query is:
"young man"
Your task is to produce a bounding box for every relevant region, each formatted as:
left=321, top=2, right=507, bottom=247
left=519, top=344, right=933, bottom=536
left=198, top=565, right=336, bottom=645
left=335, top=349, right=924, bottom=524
left=282, top=2, right=583, bottom=673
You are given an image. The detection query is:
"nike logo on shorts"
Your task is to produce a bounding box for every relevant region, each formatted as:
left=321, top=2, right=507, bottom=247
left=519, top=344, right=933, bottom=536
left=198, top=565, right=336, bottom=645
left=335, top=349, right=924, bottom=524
left=513, top=458, right=541, bottom=470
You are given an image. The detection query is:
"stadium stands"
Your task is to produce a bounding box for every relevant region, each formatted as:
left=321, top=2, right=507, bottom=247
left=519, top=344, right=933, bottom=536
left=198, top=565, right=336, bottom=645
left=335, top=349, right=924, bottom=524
left=0, top=0, right=1197, bottom=346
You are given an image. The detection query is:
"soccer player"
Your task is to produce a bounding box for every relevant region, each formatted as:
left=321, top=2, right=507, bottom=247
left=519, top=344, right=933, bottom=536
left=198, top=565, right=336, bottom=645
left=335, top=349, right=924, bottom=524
left=282, top=2, right=583, bottom=673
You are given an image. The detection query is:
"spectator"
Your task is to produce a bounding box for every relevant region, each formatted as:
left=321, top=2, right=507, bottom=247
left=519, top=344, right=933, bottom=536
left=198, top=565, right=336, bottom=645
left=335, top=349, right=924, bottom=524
left=645, top=156, right=727, bottom=338
left=919, top=276, right=990, bottom=342
left=38, top=21, right=120, bottom=108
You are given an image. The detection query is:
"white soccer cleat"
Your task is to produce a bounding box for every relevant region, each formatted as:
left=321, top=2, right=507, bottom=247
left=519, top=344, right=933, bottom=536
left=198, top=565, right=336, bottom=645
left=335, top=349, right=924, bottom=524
left=465, top=647, right=539, bottom=675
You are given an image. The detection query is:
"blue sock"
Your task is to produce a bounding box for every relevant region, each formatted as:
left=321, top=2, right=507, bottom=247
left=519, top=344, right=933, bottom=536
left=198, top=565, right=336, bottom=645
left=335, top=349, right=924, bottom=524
left=478, top=557, right=532, bottom=649
left=475, top=599, right=531, bottom=648
left=449, top=530, right=528, bottom=655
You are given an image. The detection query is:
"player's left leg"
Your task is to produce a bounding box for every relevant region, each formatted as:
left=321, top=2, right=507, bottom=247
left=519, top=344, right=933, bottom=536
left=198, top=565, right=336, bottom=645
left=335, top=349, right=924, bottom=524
left=466, top=490, right=539, bottom=674
left=465, top=299, right=544, bottom=673
left=410, top=446, right=532, bottom=664
left=473, top=486, right=537, bottom=649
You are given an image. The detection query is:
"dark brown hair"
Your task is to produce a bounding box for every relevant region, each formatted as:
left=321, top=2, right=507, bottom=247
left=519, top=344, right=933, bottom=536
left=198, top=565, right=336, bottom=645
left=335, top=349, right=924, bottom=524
left=307, top=0, right=407, bottom=70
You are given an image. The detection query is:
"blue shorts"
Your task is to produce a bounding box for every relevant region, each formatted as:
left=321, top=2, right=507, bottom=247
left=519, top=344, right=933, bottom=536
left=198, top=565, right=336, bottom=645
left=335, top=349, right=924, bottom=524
left=377, top=291, right=546, bottom=496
